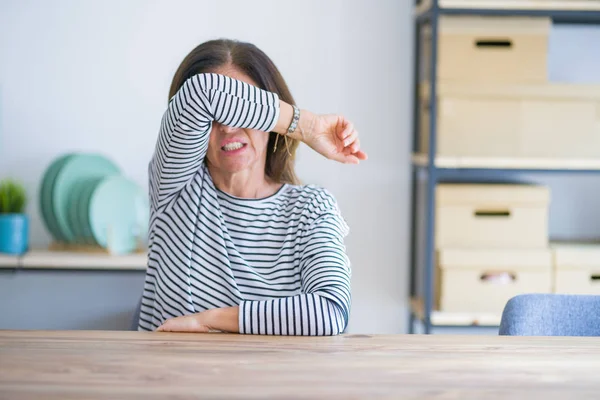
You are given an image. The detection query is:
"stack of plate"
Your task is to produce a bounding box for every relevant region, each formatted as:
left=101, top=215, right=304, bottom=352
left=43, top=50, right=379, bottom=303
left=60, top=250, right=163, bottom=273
left=40, top=153, right=149, bottom=255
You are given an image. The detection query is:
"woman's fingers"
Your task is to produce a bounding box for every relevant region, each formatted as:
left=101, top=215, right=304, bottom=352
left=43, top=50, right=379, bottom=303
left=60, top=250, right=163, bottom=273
left=344, top=154, right=360, bottom=164
left=342, top=135, right=368, bottom=160
left=329, top=150, right=358, bottom=165
left=342, top=129, right=358, bottom=148
left=157, top=318, right=185, bottom=332
left=343, top=145, right=358, bottom=156
left=333, top=147, right=364, bottom=164
left=349, top=137, right=361, bottom=154
left=314, top=114, right=366, bottom=164
left=156, top=315, right=208, bottom=333
left=338, top=118, right=354, bottom=141
left=355, top=150, right=368, bottom=160
left=156, top=320, right=171, bottom=331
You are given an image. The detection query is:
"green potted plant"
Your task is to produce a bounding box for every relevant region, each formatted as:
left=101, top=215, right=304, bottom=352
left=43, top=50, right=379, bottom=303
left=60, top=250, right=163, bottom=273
left=0, top=179, right=28, bottom=254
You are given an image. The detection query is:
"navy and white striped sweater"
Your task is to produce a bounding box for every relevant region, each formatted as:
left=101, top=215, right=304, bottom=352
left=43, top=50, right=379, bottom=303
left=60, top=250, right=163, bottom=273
left=138, top=73, right=351, bottom=335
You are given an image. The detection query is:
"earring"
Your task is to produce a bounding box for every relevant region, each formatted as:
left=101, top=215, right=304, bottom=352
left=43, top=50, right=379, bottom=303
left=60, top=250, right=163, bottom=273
left=284, top=135, right=291, bottom=157
left=273, top=134, right=292, bottom=156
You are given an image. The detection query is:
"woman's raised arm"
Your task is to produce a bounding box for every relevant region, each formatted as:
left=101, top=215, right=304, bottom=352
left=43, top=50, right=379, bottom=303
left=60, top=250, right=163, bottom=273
left=150, top=73, right=284, bottom=209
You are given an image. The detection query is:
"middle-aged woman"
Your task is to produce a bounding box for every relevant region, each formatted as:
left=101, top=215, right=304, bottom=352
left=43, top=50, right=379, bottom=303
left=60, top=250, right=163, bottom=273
left=137, top=39, right=367, bottom=336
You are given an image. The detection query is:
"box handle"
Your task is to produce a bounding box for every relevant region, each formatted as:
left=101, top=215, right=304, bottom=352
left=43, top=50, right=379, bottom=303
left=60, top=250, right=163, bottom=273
left=474, top=39, right=513, bottom=49
left=591, top=274, right=600, bottom=282
left=480, top=272, right=516, bottom=284
left=474, top=209, right=511, bottom=218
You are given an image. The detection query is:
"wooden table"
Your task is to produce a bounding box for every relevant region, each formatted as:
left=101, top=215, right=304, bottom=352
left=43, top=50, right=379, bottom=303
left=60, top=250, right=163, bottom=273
left=1, top=331, right=599, bottom=399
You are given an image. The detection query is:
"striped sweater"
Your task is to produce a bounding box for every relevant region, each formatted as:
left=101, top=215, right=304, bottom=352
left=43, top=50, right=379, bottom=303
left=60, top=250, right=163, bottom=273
left=138, top=73, right=351, bottom=335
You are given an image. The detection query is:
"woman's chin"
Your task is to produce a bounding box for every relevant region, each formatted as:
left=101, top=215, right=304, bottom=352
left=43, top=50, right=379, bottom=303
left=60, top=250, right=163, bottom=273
left=215, top=158, right=253, bottom=174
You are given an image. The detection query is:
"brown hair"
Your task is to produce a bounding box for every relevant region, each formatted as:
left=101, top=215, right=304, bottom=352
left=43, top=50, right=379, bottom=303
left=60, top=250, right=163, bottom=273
left=168, top=39, right=300, bottom=185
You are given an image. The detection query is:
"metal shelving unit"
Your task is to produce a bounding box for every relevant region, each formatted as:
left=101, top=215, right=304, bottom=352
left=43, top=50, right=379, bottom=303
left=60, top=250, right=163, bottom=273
left=409, top=0, right=600, bottom=334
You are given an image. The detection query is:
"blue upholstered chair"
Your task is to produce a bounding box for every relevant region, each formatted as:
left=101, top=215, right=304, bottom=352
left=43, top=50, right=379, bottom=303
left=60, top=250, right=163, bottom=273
left=499, top=294, right=600, bottom=337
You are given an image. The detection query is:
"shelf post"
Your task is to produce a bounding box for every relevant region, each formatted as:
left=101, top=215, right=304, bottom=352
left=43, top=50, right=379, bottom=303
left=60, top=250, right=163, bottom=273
left=423, top=0, right=439, bottom=335
left=408, top=0, right=424, bottom=335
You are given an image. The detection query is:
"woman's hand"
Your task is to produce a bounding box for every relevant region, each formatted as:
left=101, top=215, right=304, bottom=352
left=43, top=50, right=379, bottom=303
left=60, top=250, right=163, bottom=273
left=156, top=307, right=239, bottom=333
left=296, top=111, right=368, bottom=164
left=157, top=312, right=211, bottom=333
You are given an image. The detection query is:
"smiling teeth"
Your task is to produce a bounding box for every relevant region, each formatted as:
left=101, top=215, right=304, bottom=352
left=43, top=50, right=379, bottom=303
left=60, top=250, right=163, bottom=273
left=223, top=142, right=244, bottom=151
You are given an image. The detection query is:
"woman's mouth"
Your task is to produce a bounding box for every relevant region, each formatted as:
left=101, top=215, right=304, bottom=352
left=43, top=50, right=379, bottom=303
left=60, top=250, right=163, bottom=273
left=221, top=142, right=247, bottom=153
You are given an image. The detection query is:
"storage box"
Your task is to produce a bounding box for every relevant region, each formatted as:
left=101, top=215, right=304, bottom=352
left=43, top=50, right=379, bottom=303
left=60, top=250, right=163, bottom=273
left=422, top=15, right=550, bottom=84
left=420, top=82, right=600, bottom=159
left=435, top=248, right=553, bottom=313
left=552, top=243, right=600, bottom=295
left=436, top=183, right=550, bottom=248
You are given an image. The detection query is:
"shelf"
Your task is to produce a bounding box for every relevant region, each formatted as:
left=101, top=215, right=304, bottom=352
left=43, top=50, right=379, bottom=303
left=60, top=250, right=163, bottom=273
left=0, top=249, right=148, bottom=271
left=411, top=298, right=502, bottom=327
left=409, top=1, right=600, bottom=334
left=419, top=0, right=600, bottom=11
left=416, top=0, right=600, bottom=22
left=412, top=154, right=600, bottom=173
left=0, top=254, right=19, bottom=268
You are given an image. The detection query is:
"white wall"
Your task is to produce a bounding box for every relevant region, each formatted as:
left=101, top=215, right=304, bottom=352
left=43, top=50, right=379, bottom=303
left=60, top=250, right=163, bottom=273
left=0, top=0, right=413, bottom=334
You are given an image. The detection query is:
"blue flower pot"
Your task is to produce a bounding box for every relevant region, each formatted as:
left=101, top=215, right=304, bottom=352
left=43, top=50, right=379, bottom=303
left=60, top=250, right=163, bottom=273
left=0, top=214, right=29, bottom=255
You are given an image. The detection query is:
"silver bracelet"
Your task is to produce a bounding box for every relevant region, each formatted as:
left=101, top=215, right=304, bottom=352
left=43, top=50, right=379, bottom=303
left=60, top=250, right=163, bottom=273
left=286, top=105, right=300, bottom=136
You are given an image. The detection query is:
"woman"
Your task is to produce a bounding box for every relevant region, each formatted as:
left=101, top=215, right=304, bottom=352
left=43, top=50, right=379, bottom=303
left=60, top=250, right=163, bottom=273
left=138, top=39, right=367, bottom=336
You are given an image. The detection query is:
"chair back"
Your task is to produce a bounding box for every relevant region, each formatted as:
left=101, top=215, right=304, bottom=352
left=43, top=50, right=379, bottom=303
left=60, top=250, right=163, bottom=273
left=499, top=294, right=600, bottom=336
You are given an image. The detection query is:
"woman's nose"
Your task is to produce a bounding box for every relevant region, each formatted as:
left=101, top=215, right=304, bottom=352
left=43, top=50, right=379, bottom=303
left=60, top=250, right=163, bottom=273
left=220, top=124, right=239, bottom=134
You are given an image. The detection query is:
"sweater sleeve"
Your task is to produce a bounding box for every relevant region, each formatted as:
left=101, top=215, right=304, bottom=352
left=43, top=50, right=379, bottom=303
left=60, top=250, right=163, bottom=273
left=149, top=73, right=280, bottom=209
left=238, top=197, right=352, bottom=336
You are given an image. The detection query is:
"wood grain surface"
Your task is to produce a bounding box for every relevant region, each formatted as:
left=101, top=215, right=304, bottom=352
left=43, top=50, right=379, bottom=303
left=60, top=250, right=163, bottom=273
left=1, top=330, right=599, bottom=399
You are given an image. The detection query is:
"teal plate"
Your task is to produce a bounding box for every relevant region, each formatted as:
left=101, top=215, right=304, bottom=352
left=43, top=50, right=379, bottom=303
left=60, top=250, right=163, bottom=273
left=66, top=178, right=102, bottom=244
left=52, top=154, right=120, bottom=243
left=40, top=154, right=74, bottom=242
left=79, top=178, right=103, bottom=245
left=88, top=176, right=149, bottom=255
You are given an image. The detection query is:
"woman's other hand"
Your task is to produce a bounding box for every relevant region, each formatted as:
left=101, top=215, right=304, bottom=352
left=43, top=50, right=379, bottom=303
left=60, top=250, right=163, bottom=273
left=298, top=112, right=368, bottom=164
left=275, top=102, right=366, bottom=164
left=156, top=307, right=239, bottom=333
left=157, top=313, right=211, bottom=333
left=276, top=103, right=367, bottom=165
